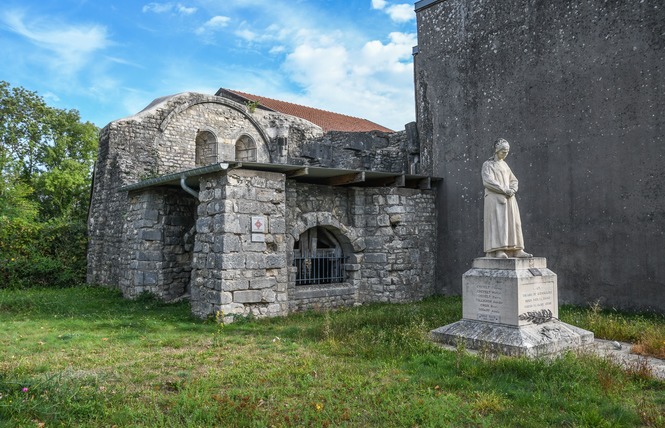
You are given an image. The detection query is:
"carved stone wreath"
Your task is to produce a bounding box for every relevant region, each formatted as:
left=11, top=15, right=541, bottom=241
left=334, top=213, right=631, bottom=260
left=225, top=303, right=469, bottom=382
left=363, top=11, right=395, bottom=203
left=518, top=309, right=554, bottom=325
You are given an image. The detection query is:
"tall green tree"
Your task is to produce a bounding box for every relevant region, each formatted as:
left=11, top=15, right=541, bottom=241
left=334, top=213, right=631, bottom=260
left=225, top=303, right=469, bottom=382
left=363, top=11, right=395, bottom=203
left=0, top=81, right=98, bottom=288
left=0, top=81, right=98, bottom=222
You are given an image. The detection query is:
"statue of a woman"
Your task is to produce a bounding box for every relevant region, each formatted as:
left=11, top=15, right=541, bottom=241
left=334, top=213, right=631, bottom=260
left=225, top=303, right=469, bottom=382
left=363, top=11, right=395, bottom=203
left=482, top=138, right=532, bottom=258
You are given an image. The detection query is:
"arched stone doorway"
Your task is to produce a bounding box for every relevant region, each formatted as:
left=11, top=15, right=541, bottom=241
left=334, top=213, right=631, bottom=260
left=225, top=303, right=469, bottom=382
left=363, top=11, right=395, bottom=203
left=293, top=226, right=345, bottom=285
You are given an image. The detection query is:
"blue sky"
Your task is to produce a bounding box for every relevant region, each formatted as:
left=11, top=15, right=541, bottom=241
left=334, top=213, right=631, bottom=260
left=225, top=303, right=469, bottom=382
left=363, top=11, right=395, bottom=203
left=0, top=0, right=418, bottom=131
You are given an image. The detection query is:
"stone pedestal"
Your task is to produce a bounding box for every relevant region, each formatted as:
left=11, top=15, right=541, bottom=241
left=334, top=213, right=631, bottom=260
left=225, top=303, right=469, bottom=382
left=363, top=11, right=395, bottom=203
left=431, top=258, right=594, bottom=357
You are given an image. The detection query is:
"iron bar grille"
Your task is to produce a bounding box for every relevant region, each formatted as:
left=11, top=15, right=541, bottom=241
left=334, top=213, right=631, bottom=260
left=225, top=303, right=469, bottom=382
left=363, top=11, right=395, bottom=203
left=293, top=249, right=346, bottom=286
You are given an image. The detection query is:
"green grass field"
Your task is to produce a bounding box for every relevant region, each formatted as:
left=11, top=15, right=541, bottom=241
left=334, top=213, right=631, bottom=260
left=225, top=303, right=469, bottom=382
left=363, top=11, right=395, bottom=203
left=1, top=287, right=664, bottom=427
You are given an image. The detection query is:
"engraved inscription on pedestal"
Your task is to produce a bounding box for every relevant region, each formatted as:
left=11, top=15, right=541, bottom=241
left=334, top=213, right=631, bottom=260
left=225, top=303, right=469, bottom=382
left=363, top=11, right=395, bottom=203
left=432, top=257, right=593, bottom=357
left=520, top=281, right=553, bottom=311
left=462, top=257, right=557, bottom=327
left=517, top=277, right=557, bottom=325
left=472, top=283, right=504, bottom=323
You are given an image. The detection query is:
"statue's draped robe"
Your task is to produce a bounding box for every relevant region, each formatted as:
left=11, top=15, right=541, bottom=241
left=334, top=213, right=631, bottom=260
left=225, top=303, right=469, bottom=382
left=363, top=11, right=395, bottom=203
left=482, top=158, right=525, bottom=253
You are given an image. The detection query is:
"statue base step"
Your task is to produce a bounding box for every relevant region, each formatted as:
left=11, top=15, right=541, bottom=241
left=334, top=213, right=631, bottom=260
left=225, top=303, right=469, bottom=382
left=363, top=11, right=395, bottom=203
left=430, top=319, right=594, bottom=357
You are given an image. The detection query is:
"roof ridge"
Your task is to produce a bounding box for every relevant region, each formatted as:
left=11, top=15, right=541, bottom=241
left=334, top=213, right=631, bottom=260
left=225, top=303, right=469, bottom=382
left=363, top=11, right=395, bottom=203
left=223, top=88, right=394, bottom=133
left=228, top=89, right=378, bottom=123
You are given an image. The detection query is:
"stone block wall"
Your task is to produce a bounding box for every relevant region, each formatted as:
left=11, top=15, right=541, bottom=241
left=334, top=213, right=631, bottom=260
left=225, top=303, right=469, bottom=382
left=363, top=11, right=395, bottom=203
left=115, top=168, right=435, bottom=320
left=285, top=181, right=436, bottom=312
left=190, top=169, right=288, bottom=321
left=89, top=91, right=438, bottom=317
left=88, top=92, right=323, bottom=288
left=88, top=121, right=161, bottom=286
left=359, top=188, right=437, bottom=303
left=120, top=188, right=196, bottom=300
left=157, top=101, right=270, bottom=171
left=289, top=127, right=420, bottom=174
left=285, top=183, right=364, bottom=312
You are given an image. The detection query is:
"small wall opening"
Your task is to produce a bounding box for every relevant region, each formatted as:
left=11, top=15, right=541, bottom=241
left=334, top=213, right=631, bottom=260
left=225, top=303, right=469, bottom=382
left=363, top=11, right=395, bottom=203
left=235, top=135, right=257, bottom=161
left=195, top=130, right=218, bottom=166
left=293, top=226, right=345, bottom=285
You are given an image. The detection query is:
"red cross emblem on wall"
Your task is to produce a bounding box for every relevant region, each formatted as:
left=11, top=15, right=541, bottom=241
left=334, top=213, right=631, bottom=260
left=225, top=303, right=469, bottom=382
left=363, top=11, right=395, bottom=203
left=251, top=216, right=266, bottom=233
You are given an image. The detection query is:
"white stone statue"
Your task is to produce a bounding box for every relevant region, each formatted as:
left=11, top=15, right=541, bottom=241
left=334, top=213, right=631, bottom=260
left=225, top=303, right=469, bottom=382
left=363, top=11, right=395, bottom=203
left=482, top=138, right=532, bottom=258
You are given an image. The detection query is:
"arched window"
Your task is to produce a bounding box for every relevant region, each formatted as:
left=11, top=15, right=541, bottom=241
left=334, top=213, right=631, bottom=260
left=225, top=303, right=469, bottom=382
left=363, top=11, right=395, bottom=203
left=293, top=227, right=345, bottom=285
left=195, top=130, right=217, bottom=166
left=235, top=135, right=257, bottom=162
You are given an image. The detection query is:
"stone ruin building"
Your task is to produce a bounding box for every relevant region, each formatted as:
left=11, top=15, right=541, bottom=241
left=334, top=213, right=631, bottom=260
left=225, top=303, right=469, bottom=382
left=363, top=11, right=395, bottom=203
left=87, top=89, right=438, bottom=321
left=89, top=0, right=665, bottom=318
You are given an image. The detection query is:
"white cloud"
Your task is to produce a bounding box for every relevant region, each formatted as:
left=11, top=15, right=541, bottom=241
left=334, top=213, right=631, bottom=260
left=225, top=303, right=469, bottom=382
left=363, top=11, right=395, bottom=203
left=42, top=92, right=60, bottom=102
left=282, top=30, right=416, bottom=129
left=183, top=1, right=418, bottom=128
left=1, top=10, right=110, bottom=74
left=285, top=44, right=350, bottom=86
left=142, top=3, right=197, bottom=15
left=177, top=5, right=197, bottom=15
left=195, top=15, right=231, bottom=35
left=370, top=1, right=415, bottom=23
left=235, top=28, right=257, bottom=41
left=106, top=56, right=144, bottom=68
left=371, top=0, right=388, bottom=9
left=385, top=4, right=414, bottom=23
left=356, top=32, right=415, bottom=74
left=269, top=45, right=286, bottom=55
left=142, top=3, right=172, bottom=13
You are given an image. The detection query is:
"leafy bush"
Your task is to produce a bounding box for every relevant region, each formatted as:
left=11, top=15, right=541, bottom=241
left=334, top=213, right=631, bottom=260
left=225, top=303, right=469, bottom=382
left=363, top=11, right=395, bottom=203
left=0, top=216, right=87, bottom=288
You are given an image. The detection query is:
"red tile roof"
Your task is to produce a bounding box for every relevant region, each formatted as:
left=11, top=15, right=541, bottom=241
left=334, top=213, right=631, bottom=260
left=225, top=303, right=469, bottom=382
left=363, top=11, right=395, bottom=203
left=217, top=89, right=394, bottom=133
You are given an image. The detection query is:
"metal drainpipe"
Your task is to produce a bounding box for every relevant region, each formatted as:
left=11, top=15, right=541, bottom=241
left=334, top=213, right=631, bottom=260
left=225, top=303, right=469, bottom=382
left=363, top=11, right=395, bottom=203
left=180, top=175, right=199, bottom=198
left=179, top=162, right=233, bottom=198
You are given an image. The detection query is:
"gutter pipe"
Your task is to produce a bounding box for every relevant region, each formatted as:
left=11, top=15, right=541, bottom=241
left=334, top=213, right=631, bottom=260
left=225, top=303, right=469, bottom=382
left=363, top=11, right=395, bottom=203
left=119, top=162, right=232, bottom=193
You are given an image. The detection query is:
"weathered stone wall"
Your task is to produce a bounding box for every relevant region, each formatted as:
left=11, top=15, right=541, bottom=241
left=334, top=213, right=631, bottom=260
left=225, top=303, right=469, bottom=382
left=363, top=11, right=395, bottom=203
left=88, top=90, right=436, bottom=316
left=120, top=188, right=196, bottom=299
left=285, top=183, right=364, bottom=312
left=285, top=182, right=436, bottom=311
left=359, top=187, right=436, bottom=303
left=107, top=169, right=435, bottom=320
left=88, top=92, right=322, bottom=287
left=252, top=111, right=325, bottom=164
left=158, top=102, right=270, bottom=171
left=289, top=126, right=420, bottom=174
left=88, top=122, right=160, bottom=286
left=415, top=0, right=665, bottom=310
left=190, top=169, right=288, bottom=321
left=181, top=172, right=436, bottom=318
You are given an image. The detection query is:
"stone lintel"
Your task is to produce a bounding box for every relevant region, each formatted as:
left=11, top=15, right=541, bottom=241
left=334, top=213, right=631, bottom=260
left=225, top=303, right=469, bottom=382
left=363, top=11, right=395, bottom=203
left=292, top=285, right=356, bottom=300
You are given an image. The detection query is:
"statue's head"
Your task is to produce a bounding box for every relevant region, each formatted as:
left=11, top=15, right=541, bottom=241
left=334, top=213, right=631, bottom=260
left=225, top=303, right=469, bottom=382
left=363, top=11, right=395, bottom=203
left=494, top=138, right=510, bottom=153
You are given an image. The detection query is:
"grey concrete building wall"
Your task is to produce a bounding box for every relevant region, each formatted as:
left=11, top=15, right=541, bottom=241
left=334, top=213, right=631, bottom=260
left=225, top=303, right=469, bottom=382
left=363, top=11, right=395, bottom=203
left=415, top=0, right=665, bottom=310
